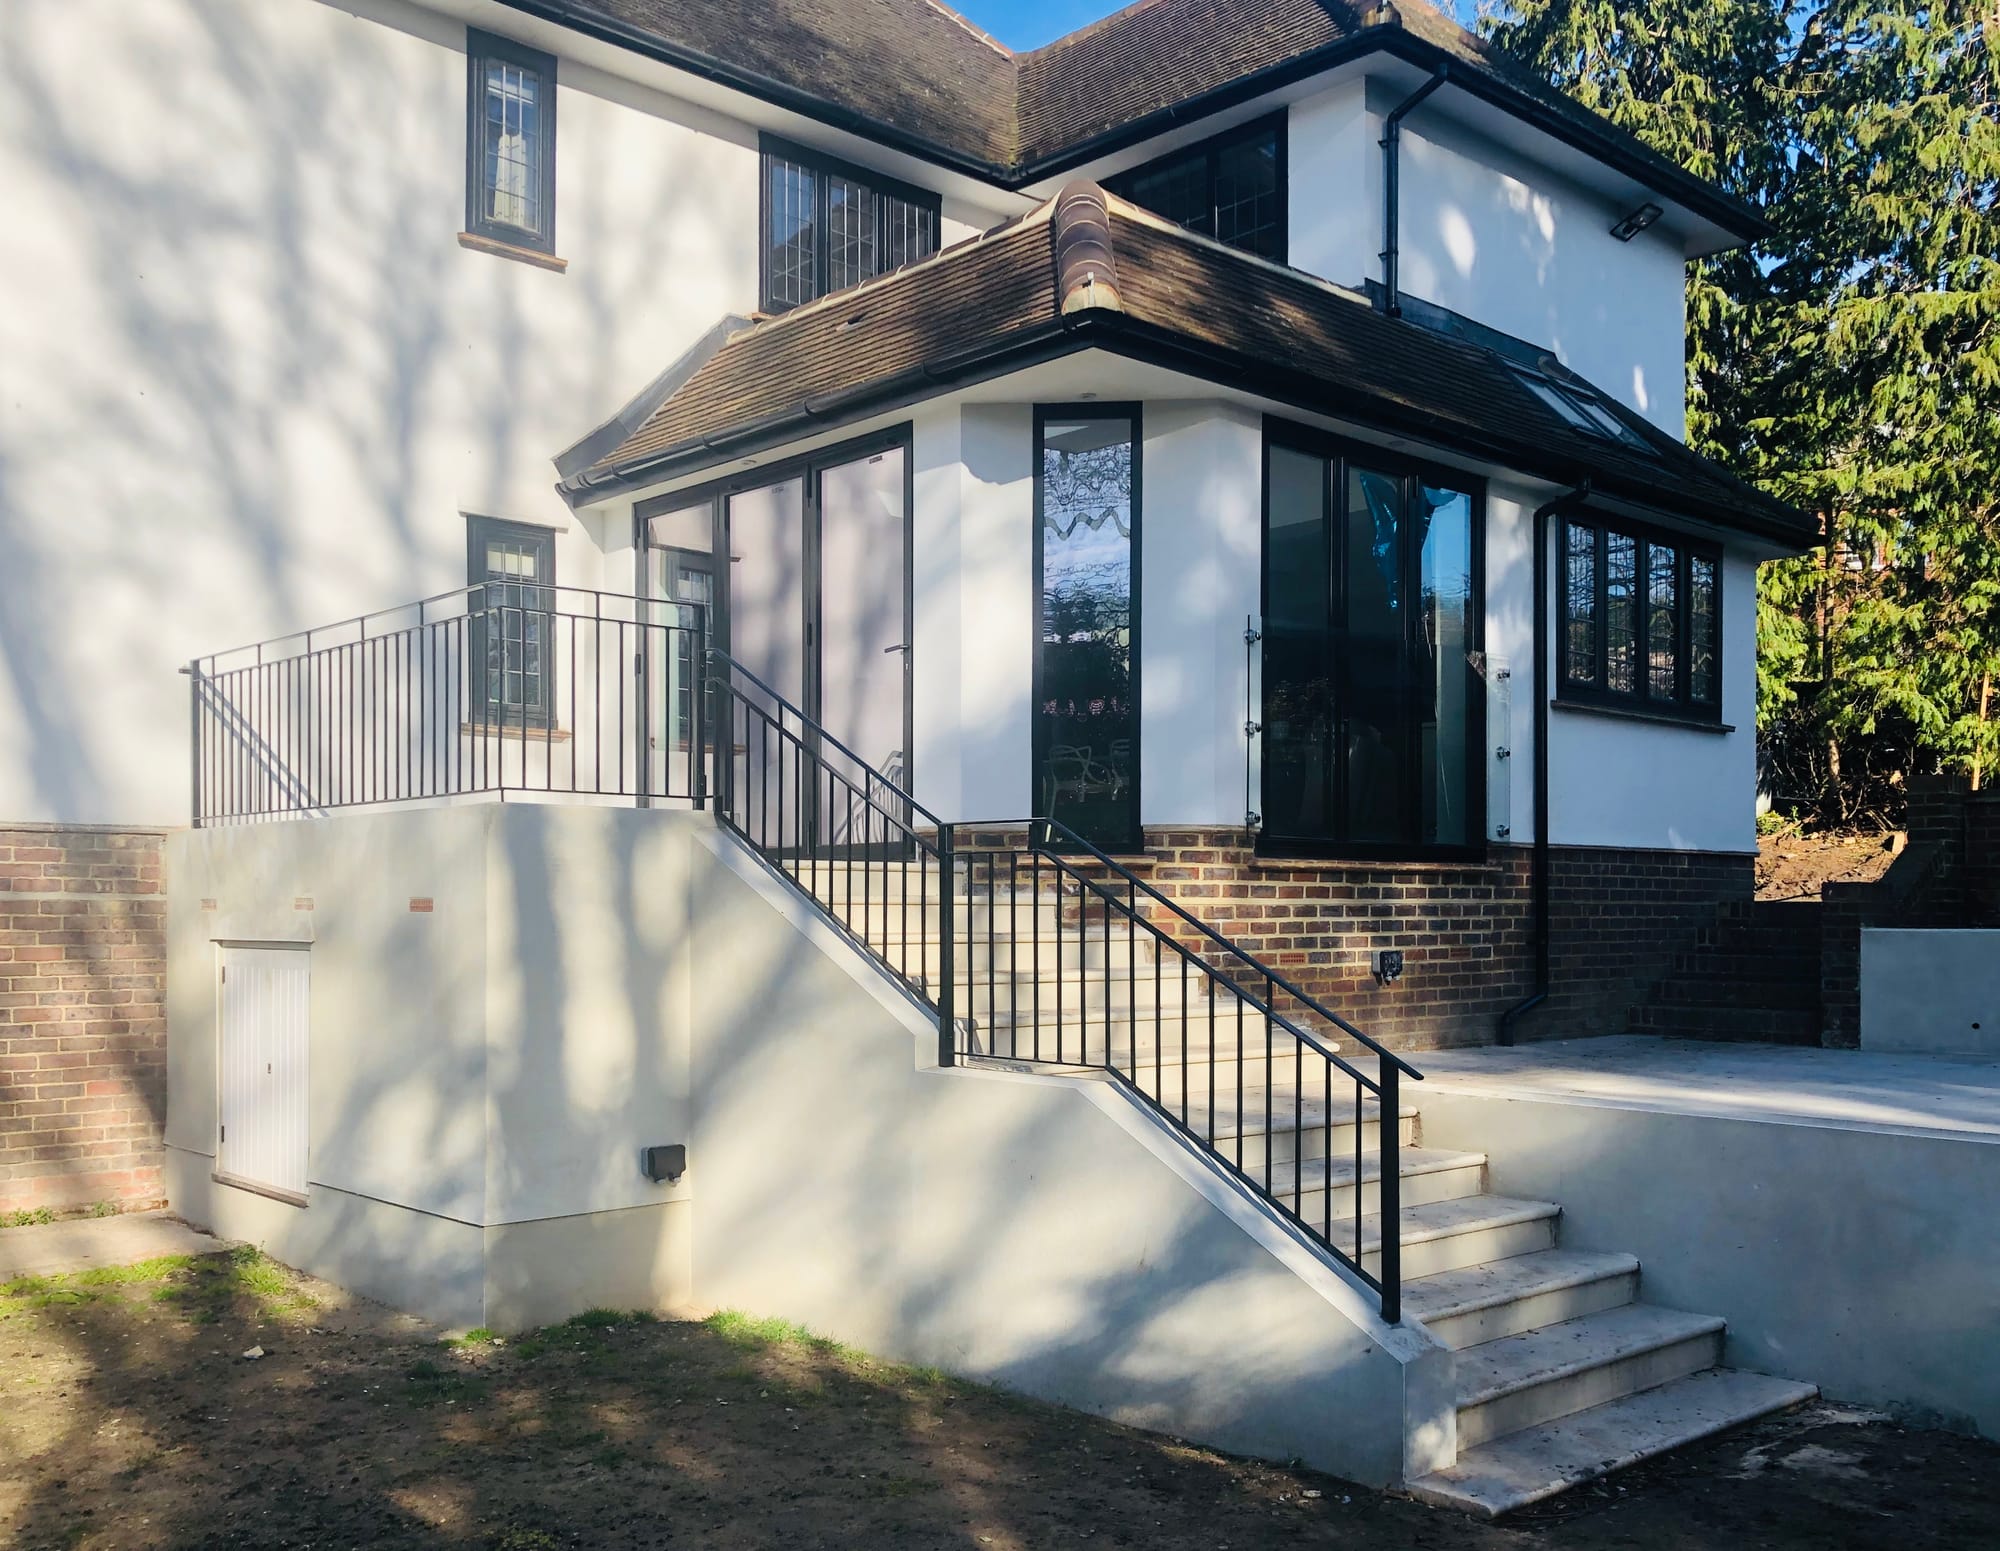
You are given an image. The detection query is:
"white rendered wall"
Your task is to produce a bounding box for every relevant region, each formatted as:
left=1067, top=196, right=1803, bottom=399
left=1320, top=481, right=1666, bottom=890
left=1483, top=478, right=1760, bottom=853
left=1139, top=405, right=1262, bottom=829
left=2, top=0, right=773, bottom=825
left=1286, top=82, right=1689, bottom=435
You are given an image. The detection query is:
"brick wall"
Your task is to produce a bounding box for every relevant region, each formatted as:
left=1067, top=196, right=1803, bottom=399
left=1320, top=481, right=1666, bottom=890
left=1967, top=794, right=2000, bottom=927
left=0, top=827, right=167, bottom=1213
left=961, top=825, right=1751, bottom=1052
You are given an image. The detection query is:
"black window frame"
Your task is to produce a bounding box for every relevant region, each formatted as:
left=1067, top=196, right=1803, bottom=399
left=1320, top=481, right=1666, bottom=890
left=1104, top=114, right=1288, bottom=264
left=464, top=29, right=559, bottom=257
left=1557, top=514, right=1723, bottom=724
left=1257, top=418, right=1488, bottom=861
left=466, top=516, right=557, bottom=729
left=1033, top=403, right=1145, bottom=856
left=758, top=135, right=943, bottom=314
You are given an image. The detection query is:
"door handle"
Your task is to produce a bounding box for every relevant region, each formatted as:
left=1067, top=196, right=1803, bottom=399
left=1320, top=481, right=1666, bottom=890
left=882, top=643, right=909, bottom=654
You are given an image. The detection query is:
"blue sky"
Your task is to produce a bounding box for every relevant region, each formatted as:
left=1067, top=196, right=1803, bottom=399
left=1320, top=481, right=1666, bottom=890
left=951, top=2, right=1126, bottom=49
left=954, top=1, right=1478, bottom=49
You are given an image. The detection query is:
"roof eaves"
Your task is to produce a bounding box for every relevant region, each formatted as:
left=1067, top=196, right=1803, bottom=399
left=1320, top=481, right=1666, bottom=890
left=494, top=2, right=1768, bottom=242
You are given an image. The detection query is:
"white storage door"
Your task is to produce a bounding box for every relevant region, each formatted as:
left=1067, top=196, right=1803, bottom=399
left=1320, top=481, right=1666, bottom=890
left=218, top=944, right=310, bottom=1200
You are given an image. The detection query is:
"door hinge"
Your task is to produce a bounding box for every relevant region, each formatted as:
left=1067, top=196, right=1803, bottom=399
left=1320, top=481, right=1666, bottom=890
left=220, top=966, right=226, bottom=984
left=219, top=1124, right=226, bottom=1143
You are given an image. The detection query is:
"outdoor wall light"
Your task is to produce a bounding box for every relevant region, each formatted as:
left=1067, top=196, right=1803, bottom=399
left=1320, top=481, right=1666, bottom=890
left=642, top=1144, right=687, bottom=1183
left=1610, top=202, right=1665, bottom=241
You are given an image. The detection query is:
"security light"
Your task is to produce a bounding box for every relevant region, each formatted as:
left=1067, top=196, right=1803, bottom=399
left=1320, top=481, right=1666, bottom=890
left=1610, top=202, right=1664, bottom=241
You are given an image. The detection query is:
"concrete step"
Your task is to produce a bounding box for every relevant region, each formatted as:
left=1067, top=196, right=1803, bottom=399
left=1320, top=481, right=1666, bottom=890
left=953, top=968, right=1203, bottom=1014
left=1407, top=1368, right=1819, bottom=1518
left=1348, top=1195, right=1562, bottom=1280
left=1453, top=1304, right=1726, bottom=1449
left=1204, top=1090, right=1417, bottom=1166
left=1403, top=1249, right=1641, bottom=1351
left=1262, top=1146, right=1486, bottom=1226
left=811, top=898, right=1070, bottom=935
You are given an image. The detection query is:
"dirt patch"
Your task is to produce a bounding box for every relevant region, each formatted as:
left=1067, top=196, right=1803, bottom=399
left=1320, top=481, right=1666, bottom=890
left=3, top=1255, right=1997, bottom=1549
left=1758, top=828, right=1900, bottom=901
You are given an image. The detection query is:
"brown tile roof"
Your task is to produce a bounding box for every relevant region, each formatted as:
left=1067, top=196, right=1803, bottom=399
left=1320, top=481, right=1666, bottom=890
left=501, top=0, right=1767, bottom=237
left=570, top=189, right=1810, bottom=550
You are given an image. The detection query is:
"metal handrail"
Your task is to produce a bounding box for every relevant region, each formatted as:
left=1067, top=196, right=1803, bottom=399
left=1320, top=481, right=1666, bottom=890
left=708, top=648, right=948, bottom=834
left=1004, top=816, right=1425, bottom=1082
left=194, top=583, right=703, bottom=673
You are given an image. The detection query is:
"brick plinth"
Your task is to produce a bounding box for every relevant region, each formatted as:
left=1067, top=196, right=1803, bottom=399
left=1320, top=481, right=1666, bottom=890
left=0, top=826, right=167, bottom=1213
left=956, top=824, right=1752, bottom=1052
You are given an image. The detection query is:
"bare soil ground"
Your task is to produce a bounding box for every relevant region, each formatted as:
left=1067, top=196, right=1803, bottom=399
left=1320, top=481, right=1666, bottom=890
left=3, top=1248, right=1996, bottom=1550
left=1757, top=828, right=1900, bottom=901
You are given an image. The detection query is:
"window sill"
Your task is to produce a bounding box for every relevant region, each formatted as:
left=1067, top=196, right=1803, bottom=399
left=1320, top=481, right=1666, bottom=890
left=461, top=721, right=572, bottom=743
left=1552, top=698, right=1733, bottom=734
left=458, top=231, right=568, bottom=272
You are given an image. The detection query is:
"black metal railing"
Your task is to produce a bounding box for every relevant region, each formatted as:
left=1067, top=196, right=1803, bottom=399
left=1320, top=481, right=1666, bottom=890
left=189, top=584, right=708, bottom=824
left=706, top=648, right=957, bottom=1065
left=703, top=646, right=1420, bottom=1322
left=951, top=821, right=1424, bottom=1321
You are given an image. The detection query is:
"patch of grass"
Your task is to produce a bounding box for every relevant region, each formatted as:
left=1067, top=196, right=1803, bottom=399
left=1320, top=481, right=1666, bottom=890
left=89, top=1201, right=118, bottom=1219
left=1, top=1206, right=57, bottom=1228
left=567, top=1306, right=654, bottom=1330
left=703, top=1308, right=845, bottom=1356
left=70, top=1253, right=198, bottom=1288
left=404, top=1356, right=484, bottom=1409
left=492, top=1529, right=560, bottom=1551
left=446, top=1326, right=502, bottom=1348
left=0, top=1275, right=108, bottom=1310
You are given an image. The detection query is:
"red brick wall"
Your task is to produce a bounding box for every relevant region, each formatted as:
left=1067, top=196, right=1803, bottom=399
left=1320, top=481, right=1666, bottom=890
left=0, top=827, right=167, bottom=1213
left=962, top=825, right=1752, bottom=1052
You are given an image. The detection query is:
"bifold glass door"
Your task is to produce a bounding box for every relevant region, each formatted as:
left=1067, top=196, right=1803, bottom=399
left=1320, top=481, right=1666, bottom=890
left=1260, top=430, right=1480, bottom=855
left=646, top=438, right=910, bottom=854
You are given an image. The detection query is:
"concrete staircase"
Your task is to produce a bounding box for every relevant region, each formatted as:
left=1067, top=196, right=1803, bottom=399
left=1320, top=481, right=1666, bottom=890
left=781, top=855, right=1817, bottom=1516
left=1632, top=899, right=1824, bottom=1044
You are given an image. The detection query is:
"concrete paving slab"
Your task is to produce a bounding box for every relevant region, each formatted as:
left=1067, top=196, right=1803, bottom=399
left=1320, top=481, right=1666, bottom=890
left=1418, top=1036, right=2000, bottom=1142
left=0, top=1211, right=232, bottom=1280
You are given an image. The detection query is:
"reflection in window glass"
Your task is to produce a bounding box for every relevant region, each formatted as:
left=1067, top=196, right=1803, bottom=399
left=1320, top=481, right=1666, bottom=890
left=1420, top=486, right=1475, bottom=846
left=1564, top=522, right=1598, bottom=685
left=1260, top=440, right=1481, bottom=852
left=1038, top=417, right=1137, bottom=850
left=1106, top=120, right=1284, bottom=261
left=1344, top=467, right=1406, bottom=843
left=1605, top=531, right=1638, bottom=694
left=765, top=156, right=819, bottom=311
left=825, top=175, right=879, bottom=292
left=1690, top=556, right=1718, bottom=703
left=483, top=61, right=542, bottom=234
left=1647, top=542, right=1679, bottom=700
left=1263, top=448, right=1330, bottom=839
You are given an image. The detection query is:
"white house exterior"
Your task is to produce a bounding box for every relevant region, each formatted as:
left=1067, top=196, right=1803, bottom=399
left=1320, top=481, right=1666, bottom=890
left=1, top=0, right=1842, bottom=1515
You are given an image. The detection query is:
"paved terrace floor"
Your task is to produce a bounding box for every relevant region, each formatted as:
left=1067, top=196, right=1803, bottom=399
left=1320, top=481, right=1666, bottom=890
left=1416, top=1036, right=2000, bottom=1143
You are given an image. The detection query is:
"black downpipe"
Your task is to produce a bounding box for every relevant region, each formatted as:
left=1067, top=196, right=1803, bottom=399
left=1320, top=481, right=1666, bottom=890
left=1497, top=483, right=1591, bottom=1045
left=1379, top=66, right=1449, bottom=318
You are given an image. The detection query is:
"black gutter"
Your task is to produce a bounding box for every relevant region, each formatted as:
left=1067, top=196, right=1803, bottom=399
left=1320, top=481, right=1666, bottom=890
left=1496, top=482, right=1592, bottom=1046
left=491, top=2, right=1772, bottom=244
left=1380, top=66, right=1450, bottom=317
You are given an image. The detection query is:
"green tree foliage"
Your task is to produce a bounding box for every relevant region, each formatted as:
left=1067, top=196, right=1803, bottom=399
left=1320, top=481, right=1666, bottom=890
left=1479, top=0, right=2000, bottom=821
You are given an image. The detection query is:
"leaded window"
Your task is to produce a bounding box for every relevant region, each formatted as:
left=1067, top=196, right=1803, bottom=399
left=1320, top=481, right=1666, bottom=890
left=1560, top=518, right=1721, bottom=720
left=760, top=138, right=940, bottom=313
left=1105, top=116, right=1286, bottom=263
left=465, top=31, right=558, bottom=255
left=467, top=518, right=555, bottom=727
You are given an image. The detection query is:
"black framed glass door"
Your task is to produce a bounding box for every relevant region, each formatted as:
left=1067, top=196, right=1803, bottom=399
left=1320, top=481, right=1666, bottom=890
left=1260, top=422, right=1482, bottom=857
left=640, top=429, right=913, bottom=854
left=1035, top=407, right=1141, bottom=852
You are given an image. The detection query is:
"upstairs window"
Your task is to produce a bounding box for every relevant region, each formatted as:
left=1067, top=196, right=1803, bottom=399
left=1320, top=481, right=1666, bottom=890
left=760, top=138, right=940, bottom=312
left=465, top=30, right=558, bottom=256
left=1561, top=518, right=1721, bottom=721
left=1105, top=116, right=1286, bottom=263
